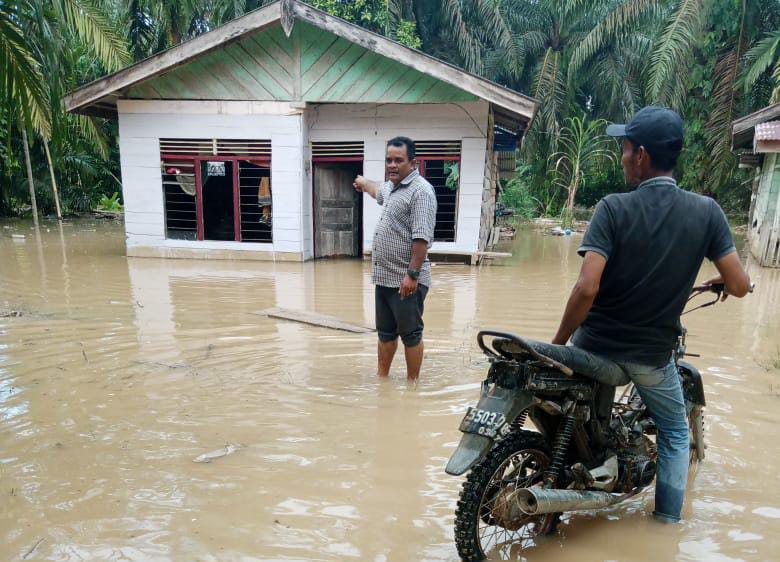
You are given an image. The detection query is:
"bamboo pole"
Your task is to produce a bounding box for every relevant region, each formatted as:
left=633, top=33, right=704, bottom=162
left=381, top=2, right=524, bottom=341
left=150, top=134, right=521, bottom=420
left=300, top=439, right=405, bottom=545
left=43, top=139, right=63, bottom=220
left=21, top=129, right=39, bottom=228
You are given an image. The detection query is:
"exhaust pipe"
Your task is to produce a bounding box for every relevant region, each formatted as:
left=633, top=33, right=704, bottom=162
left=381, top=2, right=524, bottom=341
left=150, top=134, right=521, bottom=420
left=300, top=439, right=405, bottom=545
left=515, top=488, right=628, bottom=515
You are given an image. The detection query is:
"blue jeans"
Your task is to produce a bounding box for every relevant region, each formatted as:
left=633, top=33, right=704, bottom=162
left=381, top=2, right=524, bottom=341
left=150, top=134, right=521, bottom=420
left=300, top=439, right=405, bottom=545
left=528, top=342, right=690, bottom=523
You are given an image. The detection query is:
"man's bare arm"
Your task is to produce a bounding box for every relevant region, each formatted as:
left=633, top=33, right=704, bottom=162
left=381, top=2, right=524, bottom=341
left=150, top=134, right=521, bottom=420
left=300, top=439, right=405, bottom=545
left=399, top=240, right=428, bottom=298
left=552, top=251, right=607, bottom=345
left=705, top=251, right=751, bottom=299
left=354, top=175, right=380, bottom=199
left=409, top=239, right=427, bottom=270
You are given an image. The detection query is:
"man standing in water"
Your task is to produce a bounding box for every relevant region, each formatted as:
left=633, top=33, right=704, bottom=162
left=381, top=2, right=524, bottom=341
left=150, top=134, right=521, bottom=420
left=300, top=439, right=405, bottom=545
left=353, top=137, right=437, bottom=381
left=537, top=106, right=751, bottom=523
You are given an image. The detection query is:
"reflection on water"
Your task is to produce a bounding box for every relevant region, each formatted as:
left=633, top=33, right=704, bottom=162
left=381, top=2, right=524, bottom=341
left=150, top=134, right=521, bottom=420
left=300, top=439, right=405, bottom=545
left=1, top=218, right=779, bottom=561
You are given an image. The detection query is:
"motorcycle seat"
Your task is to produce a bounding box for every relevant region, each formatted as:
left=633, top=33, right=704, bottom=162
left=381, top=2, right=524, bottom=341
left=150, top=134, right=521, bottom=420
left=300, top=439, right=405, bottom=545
left=492, top=336, right=631, bottom=387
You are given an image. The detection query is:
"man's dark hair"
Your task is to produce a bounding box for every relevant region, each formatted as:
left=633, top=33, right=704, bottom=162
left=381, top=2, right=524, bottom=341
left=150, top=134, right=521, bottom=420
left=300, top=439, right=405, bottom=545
left=387, top=136, right=415, bottom=160
left=628, top=137, right=681, bottom=171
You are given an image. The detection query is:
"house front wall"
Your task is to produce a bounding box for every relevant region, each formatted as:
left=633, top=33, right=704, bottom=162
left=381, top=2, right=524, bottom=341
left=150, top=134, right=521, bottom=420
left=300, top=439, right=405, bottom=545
left=117, top=99, right=490, bottom=261
left=307, top=101, right=490, bottom=256
left=117, top=99, right=308, bottom=260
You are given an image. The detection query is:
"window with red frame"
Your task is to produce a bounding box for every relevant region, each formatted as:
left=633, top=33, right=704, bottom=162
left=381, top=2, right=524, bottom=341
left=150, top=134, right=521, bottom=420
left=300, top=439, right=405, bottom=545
left=160, top=139, right=272, bottom=243
left=415, top=140, right=461, bottom=242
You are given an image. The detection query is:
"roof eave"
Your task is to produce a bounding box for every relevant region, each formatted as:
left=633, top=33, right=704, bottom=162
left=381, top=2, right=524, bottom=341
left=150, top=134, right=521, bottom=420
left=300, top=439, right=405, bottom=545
left=63, top=2, right=283, bottom=114
left=290, top=2, right=537, bottom=122
left=731, top=102, right=780, bottom=151
left=63, top=0, right=538, bottom=124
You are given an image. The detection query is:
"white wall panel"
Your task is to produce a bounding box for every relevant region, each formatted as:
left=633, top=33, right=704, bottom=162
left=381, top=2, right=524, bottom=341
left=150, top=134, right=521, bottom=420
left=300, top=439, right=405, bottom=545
left=310, top=102, right=489, bottom=252
left=118, top=101, right=305, bottom=256
left=117, top=100, right=490, bottom=259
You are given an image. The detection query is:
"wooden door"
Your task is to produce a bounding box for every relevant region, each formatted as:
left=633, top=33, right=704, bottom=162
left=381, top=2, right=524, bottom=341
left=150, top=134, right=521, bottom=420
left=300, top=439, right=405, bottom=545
left=314, top=163, right=361, bottom=258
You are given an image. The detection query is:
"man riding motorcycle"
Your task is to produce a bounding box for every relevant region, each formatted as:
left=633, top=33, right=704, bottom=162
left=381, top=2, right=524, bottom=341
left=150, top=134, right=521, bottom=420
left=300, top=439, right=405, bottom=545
left=531, top=106, right=751, bottom=523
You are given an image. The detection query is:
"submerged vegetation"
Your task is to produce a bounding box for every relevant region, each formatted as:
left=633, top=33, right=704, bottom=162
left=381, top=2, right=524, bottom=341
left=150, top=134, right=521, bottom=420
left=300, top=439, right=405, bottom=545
left=2, top=1, right=778, bottom=220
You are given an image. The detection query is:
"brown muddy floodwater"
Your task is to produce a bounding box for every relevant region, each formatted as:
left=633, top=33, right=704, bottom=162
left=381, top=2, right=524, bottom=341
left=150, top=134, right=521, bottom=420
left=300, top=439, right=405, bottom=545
left=1, top=219, right=779, bottom=562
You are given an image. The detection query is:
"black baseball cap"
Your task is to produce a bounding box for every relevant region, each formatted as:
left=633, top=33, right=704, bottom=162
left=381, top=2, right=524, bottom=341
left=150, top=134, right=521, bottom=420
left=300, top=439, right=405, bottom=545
left=606, top=106, right=684, bottom=155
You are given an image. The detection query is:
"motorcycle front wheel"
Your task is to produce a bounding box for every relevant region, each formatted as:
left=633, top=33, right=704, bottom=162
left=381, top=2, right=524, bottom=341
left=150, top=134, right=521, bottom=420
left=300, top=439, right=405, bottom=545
left=689, top=405, right=705, bottom=463
left=454, top=430, right=557, bottom=561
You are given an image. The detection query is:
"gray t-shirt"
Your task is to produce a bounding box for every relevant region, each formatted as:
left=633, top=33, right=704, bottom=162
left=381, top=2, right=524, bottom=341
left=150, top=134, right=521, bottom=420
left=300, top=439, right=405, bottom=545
left=572, top=176, right=736, bottom=366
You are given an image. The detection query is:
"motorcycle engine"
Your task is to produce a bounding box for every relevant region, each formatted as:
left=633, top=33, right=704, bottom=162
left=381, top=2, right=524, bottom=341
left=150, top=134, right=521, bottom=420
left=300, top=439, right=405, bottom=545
left=609, top=418, right=658, bottom=491
left=618, top=453, right=657, bottom=490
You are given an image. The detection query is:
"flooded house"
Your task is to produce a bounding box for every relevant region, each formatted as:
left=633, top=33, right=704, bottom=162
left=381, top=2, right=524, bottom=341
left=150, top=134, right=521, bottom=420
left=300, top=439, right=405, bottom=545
left=63, top=0, right=537, bottom=263
left=732, top=102, right=780, bottom=267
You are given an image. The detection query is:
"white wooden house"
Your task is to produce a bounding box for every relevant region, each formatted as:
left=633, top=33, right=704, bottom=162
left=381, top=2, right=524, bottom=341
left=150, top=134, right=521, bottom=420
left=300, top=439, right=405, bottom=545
left=65, top=0, right=537, bottom=262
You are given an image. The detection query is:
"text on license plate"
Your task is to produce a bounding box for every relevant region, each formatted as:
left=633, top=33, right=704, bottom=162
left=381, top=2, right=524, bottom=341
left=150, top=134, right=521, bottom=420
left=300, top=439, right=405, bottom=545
left=459, top=406, right=512, bottom=439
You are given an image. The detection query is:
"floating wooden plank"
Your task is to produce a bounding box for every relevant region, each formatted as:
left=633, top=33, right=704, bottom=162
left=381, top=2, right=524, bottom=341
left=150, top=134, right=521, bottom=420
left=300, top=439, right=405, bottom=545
left=479, top=251, right=512, bottom=258
left=257, top=307, right=375, bottom=333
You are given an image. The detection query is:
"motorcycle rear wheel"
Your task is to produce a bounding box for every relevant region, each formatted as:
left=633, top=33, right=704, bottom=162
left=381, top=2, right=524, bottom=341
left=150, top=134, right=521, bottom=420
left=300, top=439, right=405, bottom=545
left=454, top=430, right=556, bottom=561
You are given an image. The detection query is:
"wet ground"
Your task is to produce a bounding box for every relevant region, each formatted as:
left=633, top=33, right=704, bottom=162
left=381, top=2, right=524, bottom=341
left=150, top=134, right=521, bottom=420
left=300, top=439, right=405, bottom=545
left=1, top=219, right=779, bottom=561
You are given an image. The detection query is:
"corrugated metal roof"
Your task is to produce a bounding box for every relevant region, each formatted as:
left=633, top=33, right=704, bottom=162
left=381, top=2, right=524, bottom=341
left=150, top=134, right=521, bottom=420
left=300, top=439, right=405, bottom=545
left=755, top=121, right=780, bottom=141
left=731, top=102, right=780, bottom=150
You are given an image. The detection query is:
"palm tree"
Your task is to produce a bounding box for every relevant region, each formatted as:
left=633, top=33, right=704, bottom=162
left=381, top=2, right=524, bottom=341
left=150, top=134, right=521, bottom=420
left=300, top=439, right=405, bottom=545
left=743, top=30, right=780, bottom=104
left=1, top=0, right=129, bottom=218
left=696, top=0, right=780, bottom=193
left=125, top=0, right=206, bottom=59
left=1, top=3, right=50, bottom=137
left=429, top=1, right=669, bottom=154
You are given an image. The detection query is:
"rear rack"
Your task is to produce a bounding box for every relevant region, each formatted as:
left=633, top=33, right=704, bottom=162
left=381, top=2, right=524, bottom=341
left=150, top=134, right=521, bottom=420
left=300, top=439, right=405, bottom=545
left=478, top=330, right=574, bottom=377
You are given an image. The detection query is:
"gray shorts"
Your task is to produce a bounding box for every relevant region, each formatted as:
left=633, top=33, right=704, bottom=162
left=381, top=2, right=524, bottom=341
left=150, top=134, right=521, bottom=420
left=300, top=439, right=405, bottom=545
left=375, top=284, right=428, bottom=346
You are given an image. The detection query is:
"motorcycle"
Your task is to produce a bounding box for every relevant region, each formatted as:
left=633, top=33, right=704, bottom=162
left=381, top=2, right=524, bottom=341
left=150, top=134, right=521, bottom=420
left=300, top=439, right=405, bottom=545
left=446, top=282, right=746, bottom=561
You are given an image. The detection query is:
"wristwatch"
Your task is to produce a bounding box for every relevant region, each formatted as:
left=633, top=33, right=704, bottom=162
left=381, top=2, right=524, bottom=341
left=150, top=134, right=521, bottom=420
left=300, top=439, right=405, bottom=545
left=407, top=268, right=420, bottom=280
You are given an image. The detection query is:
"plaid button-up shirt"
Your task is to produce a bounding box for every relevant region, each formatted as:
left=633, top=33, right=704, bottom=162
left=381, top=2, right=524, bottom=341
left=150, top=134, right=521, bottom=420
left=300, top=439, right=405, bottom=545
left=372, top=169, right=437, bottom=288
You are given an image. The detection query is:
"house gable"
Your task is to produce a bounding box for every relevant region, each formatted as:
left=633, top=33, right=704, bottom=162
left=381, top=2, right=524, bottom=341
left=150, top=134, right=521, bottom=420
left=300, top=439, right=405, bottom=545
left=126, top=22, right=477, bottom=104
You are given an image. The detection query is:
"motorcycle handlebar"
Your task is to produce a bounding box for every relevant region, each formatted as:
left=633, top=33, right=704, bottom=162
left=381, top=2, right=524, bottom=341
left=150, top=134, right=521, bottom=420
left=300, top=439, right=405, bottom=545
left=690, top=282, right=755, bottom=295
left=691, top=282, right=725, bottom=294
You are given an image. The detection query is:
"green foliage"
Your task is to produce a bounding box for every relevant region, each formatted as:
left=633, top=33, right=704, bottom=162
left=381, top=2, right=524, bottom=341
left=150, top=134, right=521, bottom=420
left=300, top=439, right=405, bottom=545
left=98, top=191, right=123, bottom=211
left=499, top=164, right=541, bottom=220
left=646, top=0, right=705, bottom=109
left=575, top=158, right=627, bottom=208
left=549, top=115, right=616, bottom=227
left=444, top=161, right=459, bottom=191
left=307, top=0, right=389, bottom=32
left=395, top=20, right=422, bottom=49
left=4, top=0, right=780, bottom=221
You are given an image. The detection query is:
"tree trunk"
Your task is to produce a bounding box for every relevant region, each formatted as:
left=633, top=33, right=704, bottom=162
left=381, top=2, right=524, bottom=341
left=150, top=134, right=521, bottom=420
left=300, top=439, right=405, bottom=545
left=43, top=139, right=63, bottom=220
left=563, top=171, right=581, bottom=229
left=21, top=129, right=39, bottom=228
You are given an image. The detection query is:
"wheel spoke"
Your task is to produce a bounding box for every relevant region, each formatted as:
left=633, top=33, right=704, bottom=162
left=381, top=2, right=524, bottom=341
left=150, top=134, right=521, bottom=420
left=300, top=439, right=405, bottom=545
left=475, top=447, right=554, bottom=559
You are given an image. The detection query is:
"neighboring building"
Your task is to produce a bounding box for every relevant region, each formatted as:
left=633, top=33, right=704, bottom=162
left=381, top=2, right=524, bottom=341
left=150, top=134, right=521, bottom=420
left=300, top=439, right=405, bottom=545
left=64, top=0, right=537, bottom=262
left=732, top=102, right=780, bottom=267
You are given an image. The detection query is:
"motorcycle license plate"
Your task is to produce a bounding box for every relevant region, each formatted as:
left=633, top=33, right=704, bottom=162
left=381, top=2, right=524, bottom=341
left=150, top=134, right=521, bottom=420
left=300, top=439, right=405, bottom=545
left=459, top=406, right=512, bottom=440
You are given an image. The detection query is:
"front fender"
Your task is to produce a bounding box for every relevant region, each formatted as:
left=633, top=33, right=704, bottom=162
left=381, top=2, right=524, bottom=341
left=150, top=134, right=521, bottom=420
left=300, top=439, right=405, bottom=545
left=445, top=386, right=535, bottom=476
left=678, top=360, right=706, bottom=407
